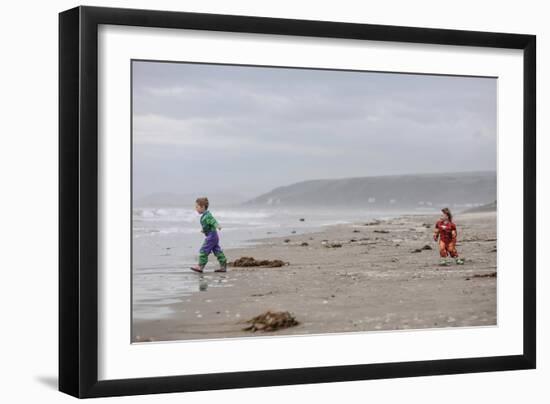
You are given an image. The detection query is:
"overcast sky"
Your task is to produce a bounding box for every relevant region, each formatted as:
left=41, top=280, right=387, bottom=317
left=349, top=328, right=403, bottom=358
left=132, top=60, right=496, bottom=200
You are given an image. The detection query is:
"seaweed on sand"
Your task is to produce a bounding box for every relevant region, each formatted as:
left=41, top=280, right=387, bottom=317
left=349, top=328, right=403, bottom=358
left=466, top=272, right=497, bottom=280
left=230, top=256, right=287, bottom=268
left=243, top=311, right=299, bottom=332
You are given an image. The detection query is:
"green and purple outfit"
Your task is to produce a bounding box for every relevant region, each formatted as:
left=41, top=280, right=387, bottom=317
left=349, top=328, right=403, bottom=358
left=198, top=210, right=227, bottom=266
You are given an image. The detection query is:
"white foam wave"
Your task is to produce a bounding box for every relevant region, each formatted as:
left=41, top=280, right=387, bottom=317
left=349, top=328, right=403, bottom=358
left=133, top=208, right=275, bottom=224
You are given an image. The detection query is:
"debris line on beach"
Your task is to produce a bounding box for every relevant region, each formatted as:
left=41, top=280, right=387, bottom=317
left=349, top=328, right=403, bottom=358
left=322, top=241, right=342, bottom=248
left=230, top=256, right=287, bottom=267
left=466, top=272, right=497, bottom=280
left=243, top=311, right=299, bottom=332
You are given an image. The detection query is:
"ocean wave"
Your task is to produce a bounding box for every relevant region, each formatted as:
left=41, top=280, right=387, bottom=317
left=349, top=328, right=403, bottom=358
left=215, top=210, right=273, bottom=219
left=133, top=225, right=197, bottom=235
left=133, top=208, right=275, bottom=223
left=319, top=220, right=351, bottom=226
left=133, top=208, right=196, bottom=222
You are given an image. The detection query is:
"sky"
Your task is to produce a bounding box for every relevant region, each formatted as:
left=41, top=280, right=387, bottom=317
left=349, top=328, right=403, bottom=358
left=132, top=60, right=497, bottom=201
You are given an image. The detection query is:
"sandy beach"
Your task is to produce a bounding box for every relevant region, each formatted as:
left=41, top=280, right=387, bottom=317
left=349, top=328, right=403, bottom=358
left=133, top=211, right=497, bottom=342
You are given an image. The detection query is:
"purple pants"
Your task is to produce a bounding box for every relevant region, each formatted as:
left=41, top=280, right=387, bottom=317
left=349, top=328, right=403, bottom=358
left=201, top=231, right=222, bottom=254
left=199, top=231, right=226, bottom=265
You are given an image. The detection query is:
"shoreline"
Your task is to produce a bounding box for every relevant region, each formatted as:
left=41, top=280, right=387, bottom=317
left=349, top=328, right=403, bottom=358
left=133, top=211, right=497, bottom=342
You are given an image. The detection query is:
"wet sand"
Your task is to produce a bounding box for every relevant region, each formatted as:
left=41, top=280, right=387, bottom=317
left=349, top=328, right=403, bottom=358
left=133, top=212, right=497, bottom=342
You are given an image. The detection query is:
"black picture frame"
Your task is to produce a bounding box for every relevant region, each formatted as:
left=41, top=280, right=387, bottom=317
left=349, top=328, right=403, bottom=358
left=59, top=5, right=536, bottom=399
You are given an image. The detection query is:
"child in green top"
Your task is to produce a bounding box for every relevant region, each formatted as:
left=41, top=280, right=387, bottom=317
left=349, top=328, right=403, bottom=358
left=190, top=197, right=228, bottom=273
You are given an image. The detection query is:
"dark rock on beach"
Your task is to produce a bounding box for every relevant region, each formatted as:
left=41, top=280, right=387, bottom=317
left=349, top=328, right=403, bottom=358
left=412, top=244, right=433, bottom=253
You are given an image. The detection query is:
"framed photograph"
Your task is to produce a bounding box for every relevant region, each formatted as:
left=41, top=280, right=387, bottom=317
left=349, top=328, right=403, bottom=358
left=59, top=6, right=536, bottom=398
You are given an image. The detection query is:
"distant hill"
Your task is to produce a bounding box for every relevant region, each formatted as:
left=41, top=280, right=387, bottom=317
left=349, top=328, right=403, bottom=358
left=245, top=171, right=496, bottom=210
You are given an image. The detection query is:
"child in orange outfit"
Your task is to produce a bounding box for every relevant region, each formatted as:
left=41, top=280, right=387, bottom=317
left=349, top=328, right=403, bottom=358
left=433, top=207, right=464, bottom=266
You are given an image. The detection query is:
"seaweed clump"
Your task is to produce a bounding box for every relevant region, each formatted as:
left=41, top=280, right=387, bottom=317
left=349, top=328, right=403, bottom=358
left=243, top=311, right=299, bottom=332
left=230, top=256, right=287, bottom=268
